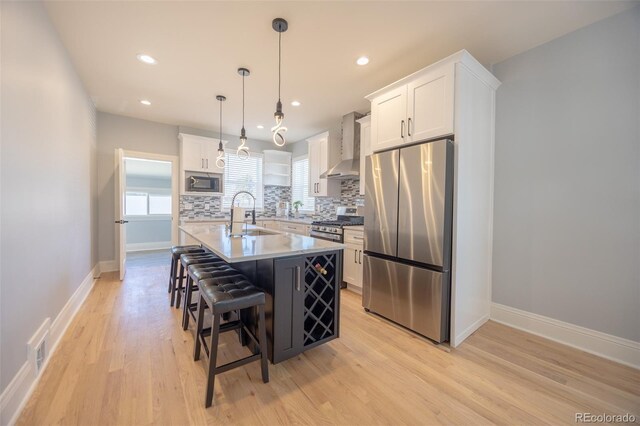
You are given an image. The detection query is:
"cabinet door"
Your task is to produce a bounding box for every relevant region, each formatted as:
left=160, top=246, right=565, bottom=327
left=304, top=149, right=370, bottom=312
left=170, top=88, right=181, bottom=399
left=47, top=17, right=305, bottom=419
left=203, top=140, right=224, bottom=173
left=308, top=141, right=320, bottom=195
left=343, top=244, right=359, bottom=285
left=273, top=257, right=305, bottom=363
left=181, top=139, right=205, bottom=172
left=316, top=137, right=329, bottom=196
left=355, top=248, right=363, bottom=288
left=359, top=121, right=371, bottom=195
left=371, top=86, right=407, bottom=152
left=407, top=64, right=454, bottom=142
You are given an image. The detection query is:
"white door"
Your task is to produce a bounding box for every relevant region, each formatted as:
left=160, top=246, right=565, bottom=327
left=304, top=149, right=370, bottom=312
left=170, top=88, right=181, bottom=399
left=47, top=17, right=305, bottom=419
left=181, top=138, right=205, bottom=172
left=371, top=86, right=407, bottom=152
left=407, top=64, right=455, bottom=142
left=316, top=137, right=329, bottom=196
left=308, top=141, right=320, bottom=195
left=343, top=244, right=359, bottom=285
left=116, top=149, right=127, bottom=280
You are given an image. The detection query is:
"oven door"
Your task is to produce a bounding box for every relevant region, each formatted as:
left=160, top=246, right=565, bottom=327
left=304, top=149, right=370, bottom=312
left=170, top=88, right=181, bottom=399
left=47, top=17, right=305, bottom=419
left=309, top=230, right=342, bottom=242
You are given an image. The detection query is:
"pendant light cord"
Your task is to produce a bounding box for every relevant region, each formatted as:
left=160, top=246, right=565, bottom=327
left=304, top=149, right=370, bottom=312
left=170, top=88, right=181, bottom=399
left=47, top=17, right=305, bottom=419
left=219, top=99, right=223, bottom=143
left=278, top=31, right=282, bottom=102
left=242, top=73, right=245, bottom=128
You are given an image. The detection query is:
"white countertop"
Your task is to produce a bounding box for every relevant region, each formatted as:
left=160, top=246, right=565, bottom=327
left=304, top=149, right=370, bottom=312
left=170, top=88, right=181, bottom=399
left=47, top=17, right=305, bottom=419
left=179, top=223, right=344, bottom=263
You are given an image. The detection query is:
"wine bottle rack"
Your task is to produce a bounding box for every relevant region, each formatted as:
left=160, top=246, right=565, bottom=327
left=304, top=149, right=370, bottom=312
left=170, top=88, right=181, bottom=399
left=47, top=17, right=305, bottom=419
left=303, top=253, right=337, bottom=346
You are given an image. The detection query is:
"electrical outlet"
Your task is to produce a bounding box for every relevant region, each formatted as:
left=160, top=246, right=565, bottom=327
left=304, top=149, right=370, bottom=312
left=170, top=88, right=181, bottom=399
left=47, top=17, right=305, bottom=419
left=28, top=317, right=51, bottom=376
left=36, top=340, right=46, bottom=373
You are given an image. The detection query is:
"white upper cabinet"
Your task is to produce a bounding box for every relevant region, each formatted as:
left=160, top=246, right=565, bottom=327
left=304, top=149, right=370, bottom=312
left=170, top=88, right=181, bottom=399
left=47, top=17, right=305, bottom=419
left=370, top=87, right=407, bottom=152
left=407, top=63, right=454, bottom=143
left=179, top=133, right=224, bottom=174
left=307, top=131, right=340, bottom=197
left=367, top=60, right=455, bottom=152
left=356, top=115, right=371, bottom=195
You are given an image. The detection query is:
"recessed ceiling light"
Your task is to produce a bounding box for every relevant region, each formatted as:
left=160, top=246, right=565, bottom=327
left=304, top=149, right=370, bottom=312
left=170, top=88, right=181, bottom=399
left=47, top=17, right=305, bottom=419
left=136, top=54, right=157, bottom=65
left=291, top=101, right=301, bottom=107
left=356, top=56, right=369, bottom=66
left=140, top=99, right=151, bottom=106
left=257, top=125, right=264, bottom=129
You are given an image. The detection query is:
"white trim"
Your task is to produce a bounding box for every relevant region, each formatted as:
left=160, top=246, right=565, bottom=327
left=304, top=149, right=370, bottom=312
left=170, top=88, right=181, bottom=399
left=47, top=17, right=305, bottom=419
left=126, top=241, right=172, bottom=252
left=0, top=264, right=99, bottom=425
left=491, top=303, right=640, bottom=370
left=452, top=314, right=490, bottom=347
left=98, top=259, right=118, bottom=273
left=115, top=149, right=180, bottom=281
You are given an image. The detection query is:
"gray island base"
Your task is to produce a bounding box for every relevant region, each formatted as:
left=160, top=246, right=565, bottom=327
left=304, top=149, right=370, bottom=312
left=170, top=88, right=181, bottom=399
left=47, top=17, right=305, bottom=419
left=179, top=224, right=344, bottom=363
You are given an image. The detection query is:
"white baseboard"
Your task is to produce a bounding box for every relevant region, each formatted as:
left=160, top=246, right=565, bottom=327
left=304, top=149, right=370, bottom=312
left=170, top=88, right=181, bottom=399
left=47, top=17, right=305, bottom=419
left=98, top=259, right=118, bottom=273
left=491, top=303, right=640, bottom=370
left=126, top=241, right=171, bottom=252
left=0, top=264, right=99, bottom=426
left=451, top=313, right=490, bottom=348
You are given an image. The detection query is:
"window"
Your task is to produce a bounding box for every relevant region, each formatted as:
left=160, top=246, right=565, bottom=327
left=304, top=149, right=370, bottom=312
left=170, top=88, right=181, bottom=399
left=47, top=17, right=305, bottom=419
left=222, top=151, right=264, bottom=210
left=291, top=155, right=315, bottom=212
left=125, top=192, right=172, bottom=215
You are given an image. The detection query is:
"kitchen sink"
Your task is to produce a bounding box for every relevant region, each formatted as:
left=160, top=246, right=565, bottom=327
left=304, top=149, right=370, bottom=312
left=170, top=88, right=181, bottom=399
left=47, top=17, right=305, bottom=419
left=244, top=228, right=280, bottom=236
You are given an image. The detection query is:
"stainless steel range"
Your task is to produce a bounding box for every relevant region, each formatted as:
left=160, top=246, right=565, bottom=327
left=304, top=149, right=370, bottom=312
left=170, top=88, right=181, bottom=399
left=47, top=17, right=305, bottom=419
left=310, top=207, right=364, bottom=243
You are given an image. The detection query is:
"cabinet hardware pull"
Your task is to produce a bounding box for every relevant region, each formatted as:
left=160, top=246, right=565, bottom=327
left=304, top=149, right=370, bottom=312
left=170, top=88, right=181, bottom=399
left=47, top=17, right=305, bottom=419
left=206, top=159, right=209, bottom=168
left=408, top=118, right=412, bottom=136
left=295, top=266, right=301, bottom=291
left=353, top=235, right=364, bottom=240
left=401, top=120, right=405, bottom=138
left=201, top=158, right=204, bottom=168
left=354, top=249, right=357, bottom=263
left=359, top=250, right=362, bottom=264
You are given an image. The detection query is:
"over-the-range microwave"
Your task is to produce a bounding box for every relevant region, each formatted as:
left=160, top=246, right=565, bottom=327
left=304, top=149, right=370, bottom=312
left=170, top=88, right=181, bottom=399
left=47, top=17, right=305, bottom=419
left=186, top=172, right=222, bottom=193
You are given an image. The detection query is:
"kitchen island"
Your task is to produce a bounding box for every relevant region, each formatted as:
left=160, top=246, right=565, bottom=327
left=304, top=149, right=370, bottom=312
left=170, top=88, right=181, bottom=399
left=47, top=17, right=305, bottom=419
left=179, top=223, right=344, bottom=363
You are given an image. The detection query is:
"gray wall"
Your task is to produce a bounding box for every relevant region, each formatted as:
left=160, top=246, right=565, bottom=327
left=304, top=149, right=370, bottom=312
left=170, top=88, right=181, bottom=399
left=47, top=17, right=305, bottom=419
left=97, top=112, right=178, bottom=262
left=0, top=1, right=98, bottom=393
left=491, top=7, right=640, bottom=341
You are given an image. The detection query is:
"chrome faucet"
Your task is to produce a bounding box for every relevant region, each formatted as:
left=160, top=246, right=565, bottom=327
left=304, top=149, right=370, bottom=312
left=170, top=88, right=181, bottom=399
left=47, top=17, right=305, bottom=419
left=230, top=190, right=256, bottom=226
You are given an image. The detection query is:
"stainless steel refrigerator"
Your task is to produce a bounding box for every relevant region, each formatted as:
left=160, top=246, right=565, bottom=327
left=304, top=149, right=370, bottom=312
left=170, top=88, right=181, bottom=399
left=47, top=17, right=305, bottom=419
left=362, top=138, right=454, bottom=343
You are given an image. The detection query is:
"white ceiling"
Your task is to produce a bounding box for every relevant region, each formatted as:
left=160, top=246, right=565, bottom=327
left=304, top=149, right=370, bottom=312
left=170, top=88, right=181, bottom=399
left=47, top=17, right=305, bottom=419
left=45, top=1, right=635, bottom=143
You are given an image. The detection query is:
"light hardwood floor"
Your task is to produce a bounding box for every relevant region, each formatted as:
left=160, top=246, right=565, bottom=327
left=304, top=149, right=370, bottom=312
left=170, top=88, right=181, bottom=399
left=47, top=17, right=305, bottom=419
left=18, top=254, right=640, bottom=425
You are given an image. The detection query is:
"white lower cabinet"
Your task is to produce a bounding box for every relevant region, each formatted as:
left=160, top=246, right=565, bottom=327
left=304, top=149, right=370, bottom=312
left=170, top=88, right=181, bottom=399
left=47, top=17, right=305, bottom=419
left=279, top=222, right=306, bottom=235
left=342, top=229, right=364, bottom=292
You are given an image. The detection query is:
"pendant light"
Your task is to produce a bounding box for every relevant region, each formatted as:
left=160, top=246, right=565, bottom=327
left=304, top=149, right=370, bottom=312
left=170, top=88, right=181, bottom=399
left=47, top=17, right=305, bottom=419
left=271, top=18, right=288, bottom=147
left=237, top=67, right=250, bottom=159
left=215, top=95, right=226, bottom=169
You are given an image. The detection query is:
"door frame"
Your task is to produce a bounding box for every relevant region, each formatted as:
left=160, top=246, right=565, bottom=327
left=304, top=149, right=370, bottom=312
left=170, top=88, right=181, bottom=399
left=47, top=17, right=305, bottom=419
left=114, top=149, right=180, bottom=275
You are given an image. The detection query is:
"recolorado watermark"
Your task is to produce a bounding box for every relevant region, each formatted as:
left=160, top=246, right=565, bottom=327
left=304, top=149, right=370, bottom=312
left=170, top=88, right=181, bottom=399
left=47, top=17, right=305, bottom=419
left=575, top=413, right=636, bottom=423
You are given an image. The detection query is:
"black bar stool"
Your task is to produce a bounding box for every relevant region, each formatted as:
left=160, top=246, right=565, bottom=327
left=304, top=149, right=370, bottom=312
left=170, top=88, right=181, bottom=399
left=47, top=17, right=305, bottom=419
left=193, top=276, right=269, bottom=408
left=175, top=253, right=221, bottom=308
left=169, top=245, right=205, bottom=306
left=182, top=263, right=237, bottom=330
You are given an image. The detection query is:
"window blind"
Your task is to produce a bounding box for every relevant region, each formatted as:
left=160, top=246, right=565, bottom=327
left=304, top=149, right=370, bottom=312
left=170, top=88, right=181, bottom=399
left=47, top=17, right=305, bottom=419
left=222, top=151, right=264, bottom=209
left=291, top=155, right=315, bottom=212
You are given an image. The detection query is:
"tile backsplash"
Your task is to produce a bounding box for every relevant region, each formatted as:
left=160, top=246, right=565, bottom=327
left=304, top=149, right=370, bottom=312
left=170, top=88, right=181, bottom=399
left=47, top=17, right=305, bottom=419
left=180, top=179, right=363, bottom=221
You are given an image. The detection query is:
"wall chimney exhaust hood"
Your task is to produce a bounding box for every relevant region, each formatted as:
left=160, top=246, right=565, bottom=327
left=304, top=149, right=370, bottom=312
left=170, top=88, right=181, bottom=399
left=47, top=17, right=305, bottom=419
left=320, top=111, right=364, bottom=180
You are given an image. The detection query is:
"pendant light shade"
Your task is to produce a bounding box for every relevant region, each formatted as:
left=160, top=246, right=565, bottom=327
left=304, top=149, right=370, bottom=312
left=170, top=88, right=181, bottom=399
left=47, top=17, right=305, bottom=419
left=271, top=18, right=288, bottom=147
left=237, top=67, right=250, bottom=159
left=215, top=95, right=226, bottom=169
